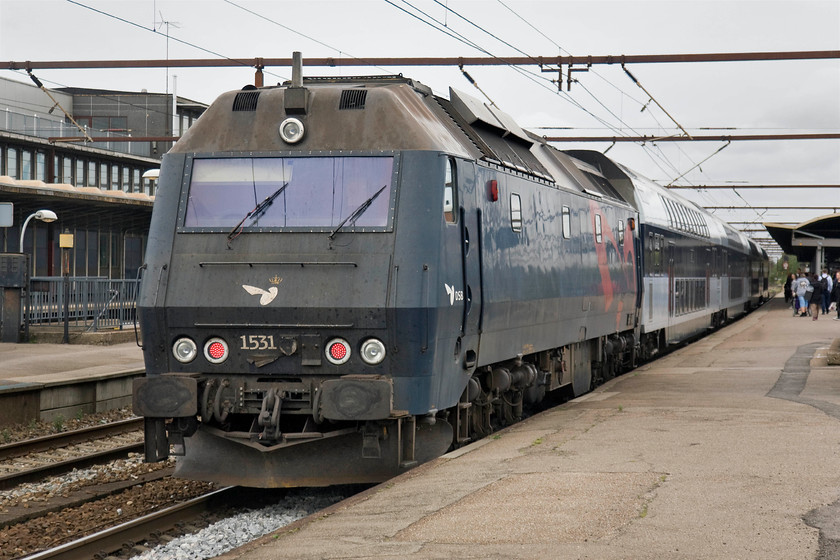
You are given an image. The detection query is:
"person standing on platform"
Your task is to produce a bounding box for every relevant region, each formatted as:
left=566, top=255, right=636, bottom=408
left=809, top=273, right=825, bottom=321
left=784, top=273, right=794, bottom=306
left=831, top=271, right=840, bottom=321
left=795, top=275, right=811, bottom=316
left=821, top=269, right=833, bottom=314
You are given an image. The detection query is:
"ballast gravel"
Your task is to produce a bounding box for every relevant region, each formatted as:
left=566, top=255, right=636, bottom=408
left=0, top=454, right=170, bottom=510
left=130, top=491, right=346, bottom=560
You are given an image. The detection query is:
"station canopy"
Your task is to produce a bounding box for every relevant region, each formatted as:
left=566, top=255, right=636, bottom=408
left=0, top=177, right=153, bottom=233
left=764, top=214, right=840, bottom=269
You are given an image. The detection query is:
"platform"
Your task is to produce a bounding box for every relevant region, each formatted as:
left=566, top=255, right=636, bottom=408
left=217, top=296, right=840, bottom=560
left=0, top=340, right=144, bottom=425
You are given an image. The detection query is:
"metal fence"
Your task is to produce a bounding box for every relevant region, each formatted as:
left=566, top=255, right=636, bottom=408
left=26, top=277, right=140, bottom=331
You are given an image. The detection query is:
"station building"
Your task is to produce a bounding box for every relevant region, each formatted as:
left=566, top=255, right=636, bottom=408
left=0, top=74, right=207, bottom=278
left=0, top=74, right=206, bottom=340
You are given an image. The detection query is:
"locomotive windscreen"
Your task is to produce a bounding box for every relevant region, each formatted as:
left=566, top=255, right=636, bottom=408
left=184, top=156, right=394, bottom=229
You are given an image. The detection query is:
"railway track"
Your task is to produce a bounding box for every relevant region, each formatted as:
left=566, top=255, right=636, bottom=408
left=20, top=487, right=236, bottom=560
left=0, top=418, right=144, bottom=490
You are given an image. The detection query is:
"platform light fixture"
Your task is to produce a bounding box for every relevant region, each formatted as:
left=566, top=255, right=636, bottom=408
left=19, top=209, right=58, bottom=252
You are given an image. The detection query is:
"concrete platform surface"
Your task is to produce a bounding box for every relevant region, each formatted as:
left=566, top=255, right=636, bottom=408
left=0, top=341, right=145, bottom=424
left=0, top=341, right=144, bottom=386
left=218, top=297, right=840, bottom=560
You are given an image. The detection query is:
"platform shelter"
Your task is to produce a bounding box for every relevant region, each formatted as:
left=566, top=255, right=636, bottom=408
left=764, top=215, right=840, bottom=273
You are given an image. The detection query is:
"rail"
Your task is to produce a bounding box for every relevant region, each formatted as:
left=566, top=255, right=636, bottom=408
left=26, top=276, right=140, bottom=331
left=0, top=418, right=145, bottom=490
left=0, top=417, right=143, bottom=461
left=22, top=487, right=236, bottom=560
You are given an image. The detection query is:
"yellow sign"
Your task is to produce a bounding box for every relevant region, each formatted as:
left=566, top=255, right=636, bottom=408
left=59, top=233, right=74, bottom=248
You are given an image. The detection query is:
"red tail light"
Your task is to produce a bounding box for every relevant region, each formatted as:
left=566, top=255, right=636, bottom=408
left=204, top=337, right=229, bottom=364
left=326, top=338, right=351, bottom=365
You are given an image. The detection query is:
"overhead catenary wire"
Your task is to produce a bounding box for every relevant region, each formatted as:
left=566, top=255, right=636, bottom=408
left=66, top=0, right=288, bottom=83
left=622, top=64, right=692, bottom=139
left=222, top=0, right=396, bottom=76
left=492, top=0, right=722, bottom=191
left=26, top=70, right=93, bottom=142
left=432, top=0, right=543, bottom=66
left=383, top=0, right=629, bottom=132
left=448, top=1, right=699, bottom=185
left=666, top=141, right=731, bottom=187
left=391, top=2, right=745, bottom=221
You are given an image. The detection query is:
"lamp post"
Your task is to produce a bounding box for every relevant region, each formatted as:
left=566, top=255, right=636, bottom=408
left=19, top=209, right=57, bottom=343
left=19, top=209, right=58, bottom=252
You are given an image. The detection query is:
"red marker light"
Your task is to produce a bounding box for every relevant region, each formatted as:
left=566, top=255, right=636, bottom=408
left=208, top=342, right=225, bottom=359
left=325, top=338, right=351, bottom=365
left=330, top=342, right=347, bottom=360
left=204, top=337, right=229, bottom=364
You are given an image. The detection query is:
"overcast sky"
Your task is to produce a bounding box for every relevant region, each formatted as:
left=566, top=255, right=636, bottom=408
left=1, top=0, right=838, bottom=246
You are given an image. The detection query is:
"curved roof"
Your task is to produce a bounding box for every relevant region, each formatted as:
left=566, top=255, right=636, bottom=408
left=764, top=214, right=840, bottom=267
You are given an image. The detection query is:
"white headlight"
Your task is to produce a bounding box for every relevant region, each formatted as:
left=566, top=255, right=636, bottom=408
left=173, top=337, right=197, bottom=363
left=360, top=338, right=386, bottom=365
left=279, top=117, right=305, bottom=144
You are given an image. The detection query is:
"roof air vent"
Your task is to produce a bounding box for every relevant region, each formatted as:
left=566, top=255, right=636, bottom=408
left=233, top=91, right=260, bottom=111
left=339, top=89, right=367, bottom=110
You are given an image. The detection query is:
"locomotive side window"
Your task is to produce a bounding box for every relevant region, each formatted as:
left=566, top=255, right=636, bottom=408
left=444, top=158, right=457, bottom=224
left=510, top=193, right=522, bottom=232
left=561, top=206, right=571, bottom=239
left=618, top=220, right=624, bottom=246
left=185, top=156, right=394, bottom=230
left=594, top=214, right=603, bottom=244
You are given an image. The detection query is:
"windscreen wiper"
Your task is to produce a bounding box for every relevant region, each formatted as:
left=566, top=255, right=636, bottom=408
left=328, top=184, right=388, bottom=240
left=227, top=182, right=289, bottom=246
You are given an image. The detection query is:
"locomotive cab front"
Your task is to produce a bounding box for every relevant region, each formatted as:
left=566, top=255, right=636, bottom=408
left=134, top=75, right=479, bottom=487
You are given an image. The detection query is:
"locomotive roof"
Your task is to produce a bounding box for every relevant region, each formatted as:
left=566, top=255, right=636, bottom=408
left=171, top=76, right=634, bottom=207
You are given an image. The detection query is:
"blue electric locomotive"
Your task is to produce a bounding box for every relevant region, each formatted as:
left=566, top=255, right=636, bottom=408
left=133, top=55, right=766, bottom=487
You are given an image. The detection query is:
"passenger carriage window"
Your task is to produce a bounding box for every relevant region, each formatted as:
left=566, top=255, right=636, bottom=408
left=562, top=206, right=571, bottom=239
left=663, top=199, right=675, bottom=228
left=678, top=205, right=689, bottom=231
left=510, top=193, right=522, bottom=233
left=444, top=158, right=457, bottom=224
left=594, top=213, right=603, bottom=244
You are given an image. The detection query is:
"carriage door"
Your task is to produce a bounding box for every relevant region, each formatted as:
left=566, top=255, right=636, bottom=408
left=443, top=158, right=481, bottom=371
left=667, top=241, right=676, bottom=317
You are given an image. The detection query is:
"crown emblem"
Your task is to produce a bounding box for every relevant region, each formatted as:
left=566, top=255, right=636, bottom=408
left=269, top=275, right=283, bottom=285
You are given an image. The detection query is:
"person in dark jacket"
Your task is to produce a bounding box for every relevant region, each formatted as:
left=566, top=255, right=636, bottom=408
left=832, top=271, right=840, bottom=320
left=809, top=273, right=825, bottom=320
left=784, top=273, right=794, bottom=305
